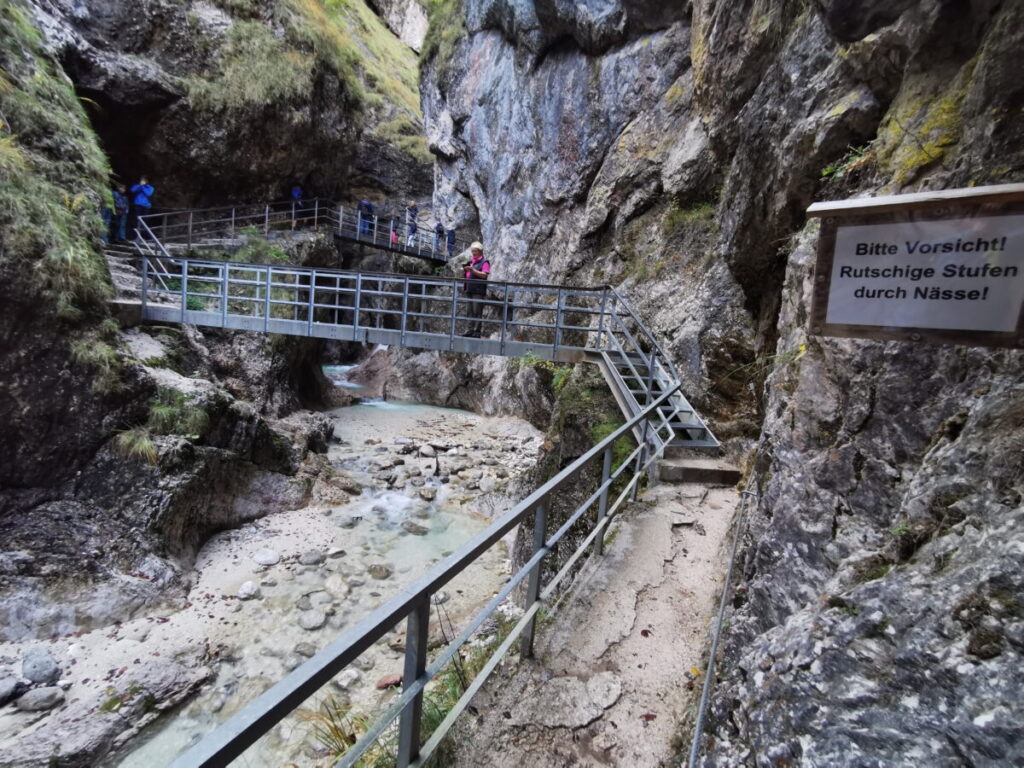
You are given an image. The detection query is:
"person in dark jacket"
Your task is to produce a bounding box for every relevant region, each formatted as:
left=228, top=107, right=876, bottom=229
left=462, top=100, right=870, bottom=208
left=358, top=199, right=374, bottom=236
left=405, top=201, right=419, bottom=246
left=446, top=228, right=457, bottom=259
left=433, top=222, right=444, bottom=254
left=112, top=185, right=129, bottom=242
left=128, top=177, right=154, bottom=240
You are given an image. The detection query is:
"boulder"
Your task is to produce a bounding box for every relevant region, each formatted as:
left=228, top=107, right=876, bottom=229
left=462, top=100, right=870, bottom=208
left=21, top=648, right=60, bottom=685
left=15, top=687, right=65, bottom=712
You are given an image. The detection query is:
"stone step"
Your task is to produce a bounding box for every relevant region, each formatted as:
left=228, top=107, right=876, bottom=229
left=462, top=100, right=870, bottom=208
left=658, top=457, right=740, bottom=486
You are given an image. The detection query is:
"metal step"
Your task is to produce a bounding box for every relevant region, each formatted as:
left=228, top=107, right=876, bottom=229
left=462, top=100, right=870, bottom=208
left=658, top=458, right=740, bottom=485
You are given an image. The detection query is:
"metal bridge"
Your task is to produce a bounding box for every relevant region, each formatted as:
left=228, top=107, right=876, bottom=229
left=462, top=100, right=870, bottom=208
left=138, top=198, right=473, bottom=262
left=116, top=202, right=720, bottom=767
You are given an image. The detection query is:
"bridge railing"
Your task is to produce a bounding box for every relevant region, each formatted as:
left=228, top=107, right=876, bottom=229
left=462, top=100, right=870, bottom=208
left=137, top=200, right=474, bottom=261
left=167, top=383, right=681, bottom=768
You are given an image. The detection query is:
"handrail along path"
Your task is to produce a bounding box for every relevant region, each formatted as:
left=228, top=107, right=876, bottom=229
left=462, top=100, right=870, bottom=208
left=121, top=203, right=720, bottom=767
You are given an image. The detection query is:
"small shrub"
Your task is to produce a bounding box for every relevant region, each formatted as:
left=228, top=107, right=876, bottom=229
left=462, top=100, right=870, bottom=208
left=147, top=388, right=209, bottom=438
left=115, top=427, right=158, bottom=465
left=70, top=336, right=122, bottom=394
left=420, top=0, right=466, bottom=81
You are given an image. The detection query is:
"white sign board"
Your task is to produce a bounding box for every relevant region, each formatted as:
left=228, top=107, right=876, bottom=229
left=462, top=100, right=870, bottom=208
left=808, top=185, right=1024, bottom=348
left=827, top=215, right=1024, bottom=332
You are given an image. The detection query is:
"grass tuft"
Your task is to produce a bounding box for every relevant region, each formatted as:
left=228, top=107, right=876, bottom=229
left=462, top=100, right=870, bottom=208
left=115, top=427, right=159, bottom=465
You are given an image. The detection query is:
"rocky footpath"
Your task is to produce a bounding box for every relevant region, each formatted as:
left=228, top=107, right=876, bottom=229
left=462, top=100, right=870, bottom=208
left=0, top=400, right=542, bottom=767
left=418, top=0, right=1024, bottom=764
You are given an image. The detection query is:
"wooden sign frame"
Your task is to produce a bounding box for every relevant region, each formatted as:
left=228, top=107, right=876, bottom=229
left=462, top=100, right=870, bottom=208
left=807, top=184, right=1024, bottom=348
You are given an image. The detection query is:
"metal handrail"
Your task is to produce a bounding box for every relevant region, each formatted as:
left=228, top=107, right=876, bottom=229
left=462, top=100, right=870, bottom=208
left=122, top=215, right=721, bottom=766
left=137, top=198, right=477, bottom=262
left=167, top=384, right=680, bottom=768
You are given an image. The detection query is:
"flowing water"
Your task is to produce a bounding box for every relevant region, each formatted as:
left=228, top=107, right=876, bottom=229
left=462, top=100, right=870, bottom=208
left=102, top=397, right=537, bottom=767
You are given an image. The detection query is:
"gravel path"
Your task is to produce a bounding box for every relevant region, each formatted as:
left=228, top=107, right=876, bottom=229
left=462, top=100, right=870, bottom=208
left=445, top=480, right=737, bottom=767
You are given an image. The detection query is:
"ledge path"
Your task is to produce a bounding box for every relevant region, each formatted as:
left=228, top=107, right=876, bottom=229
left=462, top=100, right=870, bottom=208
left=447, top=482, right=737, bottom=767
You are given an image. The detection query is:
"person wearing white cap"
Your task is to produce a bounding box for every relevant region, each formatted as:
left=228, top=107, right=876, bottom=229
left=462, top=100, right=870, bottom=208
left=463, top=241, right=490, bottom=337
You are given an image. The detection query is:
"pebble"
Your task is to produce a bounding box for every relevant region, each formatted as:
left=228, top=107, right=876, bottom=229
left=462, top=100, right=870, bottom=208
left=299, top=550, right=326, bottom=566
left=376, top=674, right=402, bottom=690
left=252, top=549, right=281, bottom=566
left=417, top=486, right=437, bottom=502
left=0, top=676, right=22, bottom=707
left=238, top=581, right=262, bottom=600
left=367, top=563, right=394, bottom=580
left=401, top=521, right=429, bottom=536
left=419, top=445, right=436, bottom=458
left=260, top=578, right=278, bottom=587
left=298, top=610, right=327, bottom=631
left=333, top=669, right=362, bottom=691
left=294, top=643, right=317, bottom=658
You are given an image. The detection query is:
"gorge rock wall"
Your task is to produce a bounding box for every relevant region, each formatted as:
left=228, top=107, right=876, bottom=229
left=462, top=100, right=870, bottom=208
left=420, top=0, right=1024, bottom=763
left=28, top=0, right=430, bottom=205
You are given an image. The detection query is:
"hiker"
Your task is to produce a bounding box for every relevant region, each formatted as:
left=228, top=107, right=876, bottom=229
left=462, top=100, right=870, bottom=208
left=463, top=241, right=490, bottom=338
left=129, top=176, right=154, bottom=239
left=358, top=198, right=375, bottom=236
left=406, top=200, right=419, bottom=246
left=446, top=228, right=457, bottom=259
left=112, top=185, right=129, bottom=242
left=433, top=222, right=444, bottom=254
left=390, top=217, right=399, bottom=247
left=291, top=184, right=304, bottom=228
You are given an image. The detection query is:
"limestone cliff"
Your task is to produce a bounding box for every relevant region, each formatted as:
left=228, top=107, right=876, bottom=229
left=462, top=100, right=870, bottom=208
left=27, top=0, right=431, bottom=204
left=419, top=0, right=1024, bottom=763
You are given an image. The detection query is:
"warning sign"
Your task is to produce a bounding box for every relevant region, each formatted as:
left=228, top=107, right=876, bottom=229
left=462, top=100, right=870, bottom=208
left=808, top=185, right=1024, bottom=347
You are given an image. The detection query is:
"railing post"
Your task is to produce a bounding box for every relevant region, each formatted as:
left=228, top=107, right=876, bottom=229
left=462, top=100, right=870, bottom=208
left=400, top=276, right=410, bottom=346
left=180, top=261, right=188, bottom=324
left=554, top=288, right=564, bottom=353
left=596, top=287, right=609, bottom=349
left=521, top=499, right=547, bottom=658
left=141, top=256, right=149, bottom=312
left=221, top=263, right=229, bottom=327
left=373, top=215, right=379, bottom=245
left=187, top=211, right=193, bottom=251
left=230, top=207, right=236, bottom=236
left=263, top=266, right=272, bottom=332
left=499, top=283, right=510, bottom=355
left=307, top=270, right=317, bottom=336
left=356, top=209, right=362, bottom=240
left=596, top=445, right=613, bottom=555
left=396, top=594, right=430, bottom=767
left=354, top=274, right=362, bottom=342
left=265, top=205, right=270, bottom=235
left=449, top=282, right=458, bottom=349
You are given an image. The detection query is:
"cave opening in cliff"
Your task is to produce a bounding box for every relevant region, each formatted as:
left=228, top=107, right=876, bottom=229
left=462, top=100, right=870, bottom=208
left=75, top=86, right=166, bottom=198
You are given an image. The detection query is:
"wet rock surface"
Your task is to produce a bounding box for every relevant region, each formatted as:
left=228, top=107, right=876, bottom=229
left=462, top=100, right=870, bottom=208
left=420, top=0, right=1024, bottom=765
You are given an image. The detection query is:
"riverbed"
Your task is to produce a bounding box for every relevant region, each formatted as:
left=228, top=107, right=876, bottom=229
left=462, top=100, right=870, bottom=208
left=0, top=396, right=542, bottom=767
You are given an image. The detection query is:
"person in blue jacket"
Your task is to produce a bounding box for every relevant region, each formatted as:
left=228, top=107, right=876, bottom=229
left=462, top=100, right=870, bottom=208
left=129, top=177, right=154, bottom=240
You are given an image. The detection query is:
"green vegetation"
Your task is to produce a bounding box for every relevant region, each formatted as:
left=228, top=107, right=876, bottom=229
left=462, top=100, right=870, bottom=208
left=70, top=335, right=123, bottom=394
left=191, top=0, right=426, bottom=158
left=115, top=388, right=210, bottom=464
left=187, top=21, right=314, bottom=112
left=304, top=608, right=517, bottom=765
left=420, top=0, right=466, bottom=81
left=663, top=200, right=715, bottom=234
left=820, top=144, right=873, bottom=179
left=0, top=0, right=112, bottom=319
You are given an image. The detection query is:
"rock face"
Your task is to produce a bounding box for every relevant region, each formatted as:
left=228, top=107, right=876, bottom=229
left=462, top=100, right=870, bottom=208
left=25, top=0, right=430, bottom=205
left=367, top=0, right=429, bottom=51
left=419, top=0, right=1024, bottom=764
